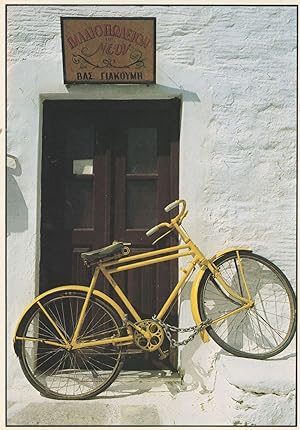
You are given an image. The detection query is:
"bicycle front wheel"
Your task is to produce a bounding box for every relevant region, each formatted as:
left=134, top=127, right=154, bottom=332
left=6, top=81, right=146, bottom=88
left=17, top=291, right=125, bottom=399
left=199, top=251, right=296, bottom=359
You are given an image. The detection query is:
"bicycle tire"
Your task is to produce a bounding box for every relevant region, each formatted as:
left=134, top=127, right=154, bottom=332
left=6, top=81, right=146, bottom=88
left=199, top=251, right=296, bottom=359
left=17, top=290, right=126, bottom=400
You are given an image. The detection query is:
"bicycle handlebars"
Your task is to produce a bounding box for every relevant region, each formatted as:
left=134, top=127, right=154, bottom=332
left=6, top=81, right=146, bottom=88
left=146, top=199, right=187, bottom=237
left=164, top=200, right=181, bottom=212
left=145, top=225, right=161, bottom=237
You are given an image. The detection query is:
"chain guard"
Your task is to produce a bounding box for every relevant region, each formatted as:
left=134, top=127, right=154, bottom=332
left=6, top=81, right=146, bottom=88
left=133, top=319, right=165, bottom=352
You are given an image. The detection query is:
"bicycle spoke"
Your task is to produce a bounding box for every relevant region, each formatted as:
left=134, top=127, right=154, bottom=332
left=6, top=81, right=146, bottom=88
left=77, top=350, right=108, bottom=380
left=246, top=313, right=279, bottom=350
left=216, top=310, right=248, bottom=340
left=35, top=349, right=66, bottom=377
left=76, top=349, right=106, bottom=383
left=36, top=318, right=63, bottom=342
left=20, top=293, right=124, bottom=399
left=69, top=298, right=76, bottom=334
left=47, top=351, right=69, bottom=392
left=79, top=325, right=120, bottom=341
left=200, top=252, right=296, bottom=358
left=79, top=317, right=117, bottom=340
left=79, top=308, right=103, bottom=339
left=249, top=309, right=285, bottom=340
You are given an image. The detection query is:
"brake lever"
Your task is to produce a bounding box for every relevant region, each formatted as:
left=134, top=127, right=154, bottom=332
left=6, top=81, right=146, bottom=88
left=152, top=227, right=175, bottom=245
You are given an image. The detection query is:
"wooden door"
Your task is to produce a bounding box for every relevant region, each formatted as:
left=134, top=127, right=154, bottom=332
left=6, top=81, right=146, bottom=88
left=111, top=102, right=179, bottom=320
left=40, top=99, right=180, bottom=368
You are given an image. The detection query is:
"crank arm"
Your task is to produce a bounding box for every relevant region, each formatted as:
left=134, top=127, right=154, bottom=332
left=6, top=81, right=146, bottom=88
left=158, top=347, right=169, bottom=360
left=126, top=321, right=150, bottom=338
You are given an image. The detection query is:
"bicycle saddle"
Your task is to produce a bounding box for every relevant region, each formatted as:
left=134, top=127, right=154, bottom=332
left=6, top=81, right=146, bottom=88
left=81, top=242, right=124, bottom=264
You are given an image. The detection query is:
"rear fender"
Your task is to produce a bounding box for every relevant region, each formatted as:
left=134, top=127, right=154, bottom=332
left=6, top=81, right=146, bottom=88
left=13, top=285, right=127, bottom=355
left=190, top=247, right=252, bottom=343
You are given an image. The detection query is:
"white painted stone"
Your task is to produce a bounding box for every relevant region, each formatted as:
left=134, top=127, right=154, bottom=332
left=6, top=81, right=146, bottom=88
left=208, top=350, right=296, bottom=425
left=218, top=353, right=296, bottom=395
left=234, top=392, right=296, bottom=426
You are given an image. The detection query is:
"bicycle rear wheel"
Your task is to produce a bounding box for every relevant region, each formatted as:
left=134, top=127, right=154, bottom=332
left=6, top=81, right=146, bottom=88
left=199, top=251, right=296, bottom=359
left=17, top=291, right=125, bottom=399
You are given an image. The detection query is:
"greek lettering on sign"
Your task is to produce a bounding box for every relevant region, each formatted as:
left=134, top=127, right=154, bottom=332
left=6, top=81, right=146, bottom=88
left=62, top=18, right=155, bottom=84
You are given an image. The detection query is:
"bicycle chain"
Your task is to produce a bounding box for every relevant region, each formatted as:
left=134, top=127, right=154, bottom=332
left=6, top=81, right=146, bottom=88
left=152, top=315, right=211, bottom=348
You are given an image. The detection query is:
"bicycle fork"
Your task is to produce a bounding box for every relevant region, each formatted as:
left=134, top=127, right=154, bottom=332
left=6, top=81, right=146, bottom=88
left=203, top=250, right=254, bottom=308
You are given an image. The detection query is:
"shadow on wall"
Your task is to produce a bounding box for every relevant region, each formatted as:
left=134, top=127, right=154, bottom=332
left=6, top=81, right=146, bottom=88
left=63, top=83, right=201, bottom=103
left=179, top=281, right=221, bottom=393
left=7, top=154, right=28, bottom=235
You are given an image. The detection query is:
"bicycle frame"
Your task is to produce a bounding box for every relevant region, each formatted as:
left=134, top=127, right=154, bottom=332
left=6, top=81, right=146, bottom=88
left=69, top=219, right=253, bottom=350
left=14, top=201, right=254, bottom=352
left=13, top=197, right=296, bottom=402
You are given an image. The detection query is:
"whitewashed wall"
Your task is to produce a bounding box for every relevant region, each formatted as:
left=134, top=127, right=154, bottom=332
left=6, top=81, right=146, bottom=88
left=7, top=5, right=296, bottom=425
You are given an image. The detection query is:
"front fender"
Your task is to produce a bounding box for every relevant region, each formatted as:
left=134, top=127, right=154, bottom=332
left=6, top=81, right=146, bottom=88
left=210, top=246, right=252, bottom=262
left=13, top=285, right=127, bottom=352
left=190, top=267, right=210, bottom=342
left=190, top=247, right=252, bottom=343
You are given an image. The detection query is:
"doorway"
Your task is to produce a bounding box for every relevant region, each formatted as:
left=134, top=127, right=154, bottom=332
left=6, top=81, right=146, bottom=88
left=40, top=99, right=181, bottom=368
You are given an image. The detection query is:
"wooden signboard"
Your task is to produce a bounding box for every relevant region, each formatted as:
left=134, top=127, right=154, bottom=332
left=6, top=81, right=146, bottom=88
left=61, top=17, right=156, bottom=84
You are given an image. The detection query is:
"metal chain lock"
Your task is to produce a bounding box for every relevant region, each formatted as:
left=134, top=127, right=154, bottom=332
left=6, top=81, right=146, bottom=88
left=152, top=315, right=211, bottom=348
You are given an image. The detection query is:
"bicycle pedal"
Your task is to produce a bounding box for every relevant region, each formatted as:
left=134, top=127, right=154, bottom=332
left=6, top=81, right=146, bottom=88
left=158, top=349, right=169, bottom=360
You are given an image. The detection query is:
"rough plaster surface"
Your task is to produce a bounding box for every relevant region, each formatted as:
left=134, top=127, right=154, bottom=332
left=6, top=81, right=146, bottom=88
left=213, top=352, right=296, bottom=426
left=6, top=371, right=225, bottom=425
left=7, top=5, right=296, bottom=426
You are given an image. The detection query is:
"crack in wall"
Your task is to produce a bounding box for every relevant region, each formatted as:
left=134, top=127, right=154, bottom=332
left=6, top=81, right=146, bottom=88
left=224, top=376, right=295, bottom=398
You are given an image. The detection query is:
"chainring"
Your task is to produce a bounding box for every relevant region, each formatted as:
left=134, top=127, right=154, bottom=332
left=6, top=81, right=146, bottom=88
left=133, top=319, right=165, bottom=352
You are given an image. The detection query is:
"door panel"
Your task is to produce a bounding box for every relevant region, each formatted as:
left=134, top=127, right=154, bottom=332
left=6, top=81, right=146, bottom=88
left=40, top=99, right=180, bottom=368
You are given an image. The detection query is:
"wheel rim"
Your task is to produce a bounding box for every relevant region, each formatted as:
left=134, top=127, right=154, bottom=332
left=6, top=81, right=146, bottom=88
left=20, top=294, right=123, bottom=399
left=201, top=254, right=295, bottom=357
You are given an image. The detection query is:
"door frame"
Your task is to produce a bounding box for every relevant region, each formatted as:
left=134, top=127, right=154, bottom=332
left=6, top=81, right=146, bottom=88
left=39, top=97, right=181, bottom=368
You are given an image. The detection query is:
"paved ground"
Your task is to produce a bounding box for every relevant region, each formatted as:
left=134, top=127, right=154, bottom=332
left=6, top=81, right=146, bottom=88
left=7, top=370, right=218, bottom=426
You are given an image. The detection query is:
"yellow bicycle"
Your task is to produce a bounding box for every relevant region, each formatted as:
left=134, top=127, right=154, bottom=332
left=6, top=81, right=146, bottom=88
left=13, top=200, right=296, bottom=400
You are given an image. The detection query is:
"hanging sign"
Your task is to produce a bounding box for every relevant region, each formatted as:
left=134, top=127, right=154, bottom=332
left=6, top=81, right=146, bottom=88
left=61, top=17, right=156, bottom=84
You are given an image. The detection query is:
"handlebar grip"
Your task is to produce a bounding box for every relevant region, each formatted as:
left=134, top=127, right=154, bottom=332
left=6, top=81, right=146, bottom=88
left=146, top=225, right=160, bottom=237
left=164, top=200, right=180, bottom=213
